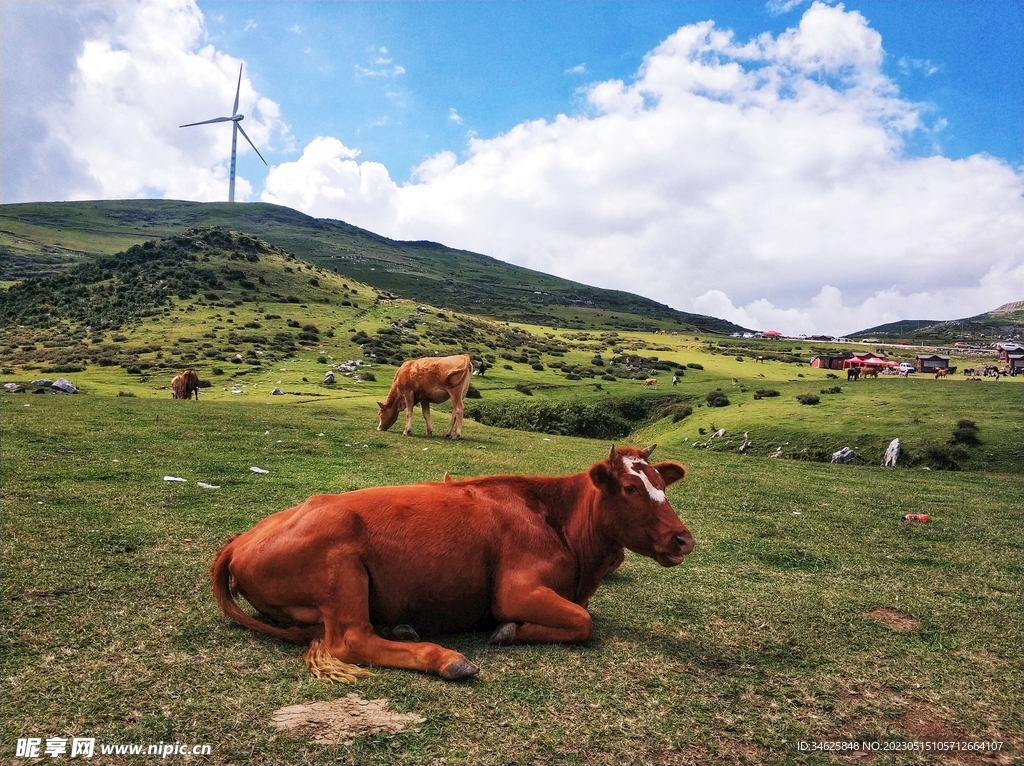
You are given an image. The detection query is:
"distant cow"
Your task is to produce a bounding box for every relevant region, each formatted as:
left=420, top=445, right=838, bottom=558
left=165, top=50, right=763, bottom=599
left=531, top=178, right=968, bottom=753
left=861, top=367, right=879, bottom=379
left=847, top=368, right=861, bottom=381
left=211, top=445, right=694, bottom=681
left=643, top=378, right=658, bottom=388
left=934, top=368, right=948, bottom=379
left=377, top=354, right=472, bottom=439
left=171, top=369, right=200, bottom=400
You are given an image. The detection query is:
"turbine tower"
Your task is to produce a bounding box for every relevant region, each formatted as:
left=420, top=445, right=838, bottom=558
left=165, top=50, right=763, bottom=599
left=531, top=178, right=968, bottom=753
left=180, top=64, right=267, bottom=202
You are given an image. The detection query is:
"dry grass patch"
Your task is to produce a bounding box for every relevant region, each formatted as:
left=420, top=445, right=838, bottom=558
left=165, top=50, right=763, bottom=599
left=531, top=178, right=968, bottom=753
left=272, top=693, right=425, bottom=745
left=866, top=607, right=920, bottom=632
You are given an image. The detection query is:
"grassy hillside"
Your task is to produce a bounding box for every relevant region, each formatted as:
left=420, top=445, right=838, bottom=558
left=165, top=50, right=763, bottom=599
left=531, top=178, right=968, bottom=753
left=0, top=200, right=746, bottom=334
left=849, top=304, right=1024, bottom=346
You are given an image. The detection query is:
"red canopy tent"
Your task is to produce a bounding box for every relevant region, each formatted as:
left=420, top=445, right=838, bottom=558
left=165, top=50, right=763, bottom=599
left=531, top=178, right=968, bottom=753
left=763, top=330, right=782, bottom=338
left=842, top=357, right=898, bottom=368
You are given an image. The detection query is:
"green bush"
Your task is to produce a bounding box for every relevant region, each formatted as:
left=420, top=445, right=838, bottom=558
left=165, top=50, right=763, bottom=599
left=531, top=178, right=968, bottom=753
left=515, top=383, right=534, bottom=396
left=754, top=389, right=780, bottom=399
left=687, top=362, right=704, bottom=370
left=819, top=386, right=843, bottom=394
left=359, top=371, right=376, bottom=382
left=921, top=442, right=969, bottom=470
left=466, top=398, right=630, bottom=439
left=705, top=390, right=730, bottom=407
left=465, top=385, right=482, bottom=399
left=669, top=404, right=693, bottom=423
left=949, top=420, right=980, bottom=446
left=796, top=394, right=820, bottom=405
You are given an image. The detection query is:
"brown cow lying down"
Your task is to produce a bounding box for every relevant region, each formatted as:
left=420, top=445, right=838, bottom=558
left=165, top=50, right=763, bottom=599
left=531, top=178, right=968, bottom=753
left=211, top=445, right=695, bottom=681
left=171, top=369, right=200, bottom=400
left=377, top=354, right=472, bottom=439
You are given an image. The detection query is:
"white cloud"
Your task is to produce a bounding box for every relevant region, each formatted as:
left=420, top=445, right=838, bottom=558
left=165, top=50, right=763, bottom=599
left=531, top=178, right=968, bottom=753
left=355, top=48, right=406, bottom=78
left=766, top=0, right=812, bottom=17
left=565, top=63, right=587, bottom=75
left=1, top=0, right=287, bottom=203
left=261, top=136, right=400, bottom=235
left=263, top=2, right=1023, bottom=336
left=449, top=108, right=464, bottom=125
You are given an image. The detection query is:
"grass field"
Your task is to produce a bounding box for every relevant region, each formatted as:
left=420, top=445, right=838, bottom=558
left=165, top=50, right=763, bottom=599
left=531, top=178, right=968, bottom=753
left=1, top=209, right=1022, bottom=764
left=2, top=384, right=1021, bottom=765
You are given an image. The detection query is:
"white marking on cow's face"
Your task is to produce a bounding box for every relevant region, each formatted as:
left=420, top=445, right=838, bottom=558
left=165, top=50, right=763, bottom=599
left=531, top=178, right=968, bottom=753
left=621, top=457, right=666, bottom=503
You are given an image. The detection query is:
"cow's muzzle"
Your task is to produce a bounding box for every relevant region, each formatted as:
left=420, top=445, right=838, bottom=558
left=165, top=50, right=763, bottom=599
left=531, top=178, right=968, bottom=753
left=659, top=532, right=695, bottom=566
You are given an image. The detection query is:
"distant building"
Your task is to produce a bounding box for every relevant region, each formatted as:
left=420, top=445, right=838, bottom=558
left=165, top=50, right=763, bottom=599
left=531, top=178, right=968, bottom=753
left=916, top=354, right=950, bottom=373
left=996, top=342, right=1020, bottom=362
left=810, top=354, right=849, bottom=370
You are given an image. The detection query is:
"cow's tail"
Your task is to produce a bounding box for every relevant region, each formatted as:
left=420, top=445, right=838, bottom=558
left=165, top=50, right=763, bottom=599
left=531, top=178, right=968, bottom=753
left=210, top=537, right=371, bottom=683
left=210, top=537, right=321, bottom=645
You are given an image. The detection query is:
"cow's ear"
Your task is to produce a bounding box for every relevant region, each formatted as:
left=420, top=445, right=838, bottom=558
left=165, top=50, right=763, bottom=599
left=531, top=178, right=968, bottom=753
left=376, top=401, right=385, bottom=409
left=654, top=462, right=686, bottom=486
left=588, top=462, right=618, bottom=494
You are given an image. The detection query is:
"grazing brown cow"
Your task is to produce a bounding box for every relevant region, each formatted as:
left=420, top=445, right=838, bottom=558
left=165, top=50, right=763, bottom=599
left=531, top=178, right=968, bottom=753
left=861, top=367, right=879, bottom=379
left=377, top=354, right=472, bottom=439
left=643, top=378, right=658, bottom=388
left=934, top=368, right=948, bottom=379
left=171, top=369, right=200, bottom=400
left=211, top=445, right=694, bottom=681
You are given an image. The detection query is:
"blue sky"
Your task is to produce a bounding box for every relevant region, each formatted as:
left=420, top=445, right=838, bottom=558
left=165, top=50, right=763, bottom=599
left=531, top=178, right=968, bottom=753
left=198, top=0, right=1023, bottom=185
left=2, top=0, right=1022, bottom=335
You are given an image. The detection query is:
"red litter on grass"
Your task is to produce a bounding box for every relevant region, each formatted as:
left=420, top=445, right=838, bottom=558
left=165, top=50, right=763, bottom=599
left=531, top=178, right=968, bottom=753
left=902, top=514, right=929, bottom=522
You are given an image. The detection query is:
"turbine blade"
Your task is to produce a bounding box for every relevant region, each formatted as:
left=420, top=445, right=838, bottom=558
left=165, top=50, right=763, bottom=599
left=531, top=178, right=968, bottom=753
left=236, top=122, right=267, bottom=165
left=179, top=116, right=232, bottom=128
left=232, top=63, right=242, bottom=116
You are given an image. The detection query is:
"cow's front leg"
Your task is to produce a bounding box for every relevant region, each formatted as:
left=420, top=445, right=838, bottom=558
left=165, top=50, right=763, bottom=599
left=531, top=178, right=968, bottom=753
left=490, top=584, right=593, bottom=645
left=402, top=397, right=415, bottom=436
left=421, top=402, right=433, bottom=436
left=314, top=561, right=477, bottom=681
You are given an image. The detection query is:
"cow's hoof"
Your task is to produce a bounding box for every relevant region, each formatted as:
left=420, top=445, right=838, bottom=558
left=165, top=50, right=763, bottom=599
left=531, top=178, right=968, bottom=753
left=391, top=624, right=420, bottom=642
left=489, top=622, right=515, bottom=646
left=441, top=659, right=479, bottom=681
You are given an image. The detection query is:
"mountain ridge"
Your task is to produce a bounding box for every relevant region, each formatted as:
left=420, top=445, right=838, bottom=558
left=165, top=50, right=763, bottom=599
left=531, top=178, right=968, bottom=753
left=0, top=200, right=746, bottom=335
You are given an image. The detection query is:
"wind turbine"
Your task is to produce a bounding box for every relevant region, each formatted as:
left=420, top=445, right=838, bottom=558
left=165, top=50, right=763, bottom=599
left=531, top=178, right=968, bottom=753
left=180, top=64, right=267, bottom=202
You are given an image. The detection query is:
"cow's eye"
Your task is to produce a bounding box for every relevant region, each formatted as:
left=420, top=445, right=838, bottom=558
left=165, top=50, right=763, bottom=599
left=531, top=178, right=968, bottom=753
left=625, top=485, right=637, bottom=494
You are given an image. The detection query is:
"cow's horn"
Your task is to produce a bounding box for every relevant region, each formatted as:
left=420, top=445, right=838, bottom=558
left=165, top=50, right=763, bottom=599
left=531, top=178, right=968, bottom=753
left=641, top=444, right=657, bottom=459
left=609, top=445, right=618, bottom=461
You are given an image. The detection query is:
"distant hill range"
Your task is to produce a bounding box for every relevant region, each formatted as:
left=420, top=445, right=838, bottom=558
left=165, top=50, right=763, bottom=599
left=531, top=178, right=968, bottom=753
left=0, top=200, right=746, bottom=335
left=849, top=302, right=1024, bottom=345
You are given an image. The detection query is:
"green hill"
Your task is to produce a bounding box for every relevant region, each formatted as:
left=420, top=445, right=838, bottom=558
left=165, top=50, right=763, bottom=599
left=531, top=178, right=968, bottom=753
left=0, top=200, right=746, bottom=335
left=849, top=303, right=1024, bottom=345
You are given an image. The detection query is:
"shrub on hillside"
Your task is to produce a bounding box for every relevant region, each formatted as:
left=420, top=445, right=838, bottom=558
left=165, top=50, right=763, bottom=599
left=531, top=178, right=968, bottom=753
left=705, top=390, right=730, bottom=407
left=949, top=420, right=980, bottom=446
left=921, top=442, right=969, bottom=470
left=820, top=386, right=842, bottom=394
left=687, top=362, right=704, bottom=370
left=515, top=383, right=534, bottom=396
left=466, top=385, right=482, bottom=399
left=796, top=393, right=820, bottom=405
left=669, top=404, right=694, bottom=423
left=754, top=389, right=780, bottom=399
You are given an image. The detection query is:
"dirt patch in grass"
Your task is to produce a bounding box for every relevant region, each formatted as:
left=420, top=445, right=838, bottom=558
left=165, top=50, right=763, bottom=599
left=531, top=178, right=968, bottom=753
left=866, top=607, right=920, bottom=632
left=271, top=693, right=424, bottom=745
